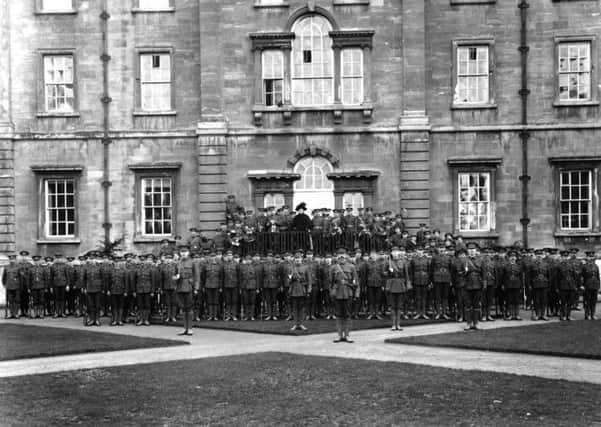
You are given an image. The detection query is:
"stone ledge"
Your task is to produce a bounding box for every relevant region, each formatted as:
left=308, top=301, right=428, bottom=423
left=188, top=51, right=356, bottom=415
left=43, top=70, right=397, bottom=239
left=133, top=110, right=177, bottom=117
left=36, top=239, right=81, bottom=245
left=554, top=232, right=601, bottom=238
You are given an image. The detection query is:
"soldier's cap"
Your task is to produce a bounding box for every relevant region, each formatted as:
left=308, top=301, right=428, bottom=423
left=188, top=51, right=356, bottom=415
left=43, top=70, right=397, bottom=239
left=227, top=194, right=235, bottom=199
left=454, top=235, right=463, bottom=240
left=283, top=205, right=290, bottom=209
left=323, top=208, right=331, bottom=212
left=225, top=249, right=233, bottom=255
left=306, top=250, right=313, bottom=255
left=138, top=254, right=147, bottom=260
left=549, top=248, right=559, bottom=254
left=345, top=207, right=353, bottom=211
left=32, top=255, right=42, bottom=261
left=266, top=251, right=274, bottom=257
left=384, top=210, right=392, bottom=215
left=336, top=248, right=347, bottom=256
left=543, top=247, right=554, bottom=253
left=188, top=227, right=197, bottom=233
left=112, top=255, right=123, bottom=260
left=507, top=250, right=518, bottom=257
left=586, top=251, right=596, bottom=257
left=570, top=247, right=579, bottom=253
left=534, top=249, right=544, bottom=255
left=419, top=223, right=427, bottom=227
left=78, top=255, right=87, bottom=260
left=365, top=207, right=373, bottom=212
left=192, top=253, right=202, bottom=258
left=66, top=256, right=75, bottom=261
left=324, top=252, right=333, bottom=258
left=445, top=233, right=454, bottom=239
left=252, top=252, right=261, bottom=257
left=390, top=246, right=400, bottom=251
left=19, top=250, right=30, bottom=256
left=415, top=245, right=425, bottom=251
left=358, top=207, right=364, bottom=211
left=178, top=244, right=190, bottom=250
left=245, top=210, right=253, bottom=214
left=433, top=229, right=440, bottom=233
left=560, top=250, right=570, bottom=256
left=7, top=254, right=16, bottom=259
left=295, top=202, right=307, bottom=212
left=209, top=250, right=217, bottom=256
left=526, top=248, right=535, bottom=253
left=54, top=254, right=63, bottom=258
left=467, top=242, right=479, bottom=249
left=284, top=252, right=292, bottom=257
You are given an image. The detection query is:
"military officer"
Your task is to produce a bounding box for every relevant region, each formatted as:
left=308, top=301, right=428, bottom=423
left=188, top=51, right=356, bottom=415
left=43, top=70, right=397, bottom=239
left=222, top=249, right=239, bottom=321
left=386, top=246, right=411, bottom=331
left=239, top=254, right=259, bottom=320
left=480, top=248, right=497, bottom=321
left=51, top=254, right=70, bottom=318
left=173, top=245, right=200, bottom=335
left=83, top=252, right=104, bottom=326
left=134, top=254, right=156, bottom=326
left=204, top=250, right=223, bottom=321
left=463, top=242, right=484, bottom=330
left=109, top=255, right=128, bottom=326
left=288, top=249, right=311, bottom=331
left=582, top=251, right=599, bottom=320
left=261, top=252, right=280, bottom=320
left=502, top=250, right=524, bottom=321
left=411, top=246, right=431, bottom=319
left=27, top=255, right=47, bottom=319
left=557, top=249, right=579, bottom=321
left=42, top=256, right=54, bottom=316
left=17, top=250, right=32, bottom=317
left=430, top=246, right=452, bottom=320
left=330, top=248, right=358, bottom=343
left=161, top=253, right=179, bottom=323
left=528, top=249, right=550, bottom=321
left=366, top=250, right=384, bottom=319
left=2, top=254, right=21, bottom=318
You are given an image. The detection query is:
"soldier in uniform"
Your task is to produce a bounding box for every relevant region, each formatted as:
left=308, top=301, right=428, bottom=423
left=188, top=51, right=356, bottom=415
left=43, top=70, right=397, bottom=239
left=261, top=252, right=280, bottom=320
left=463, top=242, right=484, bottom=330
left=304, top=250, right=320, bottom=320
left=222, top=249, right=239, bottom=321
left=239, top=254, right=259, bottom=320
left=109, top=255, right=128, bottom=326
left=528, top=249, right=550, bottom=321
left=494, top=247, right=508, bottom=318
left=480, top=248, right=497, bottom=321
left=51, top=254, right=70, bottom=318
left=280, top=252, right=293, bottom=320
left=65, top=256, right=76, bottom=316
left=17, top=250, right=32, bottom=317
left=161, top=253, right=179, bottom=323
left=134, top=254, right=155, bottom=326
left=411, top=246, right=431, bottom=319
left=288, top=249, right=311, bottom=331
left=124, top=253, right=139, bottom=323
left=2, top=254, right=21, bottom=318
left=321, top=253, right=335, bottom=319
left=83, top=252, right=103, bottom=326
left=187, top=228, right=203, bottom=256
left=546, top=248, right=560, bottom=317
left=330, top=248, right=358, bottom=342
left=366, top=250, right=384, bottom=319
left=73, top=255, right=87, bottom=317
left=502, top=250, right=524, bottom=321
left=42, top=256, right=54, bottom=316
left=557, top=249, right=580, bottom=321
left=173, top=245, right=200, bottom=335
left=27, top=255, right=47, bottom=318
left=582, top=250, right=600, bottom=320
left=430, top=246, right=452, bottom=320
left=386, top=246, right=411, bottom=331
left=204, top=250, right=223, bottom=321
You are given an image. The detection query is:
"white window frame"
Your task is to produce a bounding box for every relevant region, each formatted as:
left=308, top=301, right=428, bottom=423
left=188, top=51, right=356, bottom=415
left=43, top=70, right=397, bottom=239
left=39, top=0, right=75, bottom=12
left=44, top=178, right=76, bottom=238
left=291, top=15, right=335, bottom=106
left=341, top=48, right=363, bottom=105
left=343, top=192, right=364, bottom=215
left=558, top=41, right=592, bottom=102
left=264, top=193, right=285, bottom=209
left=139, top=52, right=173, bottom=112
left=141, top=177, right=173, bottom=237
left=43, top=55, right=75, bottom=113
left=559, top=170, right=592, bottom=231
left=262, top=50, right=284, bottom=107
left=455, top=45, right=490, bottom=105
left=135, top=0, right=174, bottom=11
left=294, top=157, right=334, bottom=191
left=458, top=172, right=491, bottom=232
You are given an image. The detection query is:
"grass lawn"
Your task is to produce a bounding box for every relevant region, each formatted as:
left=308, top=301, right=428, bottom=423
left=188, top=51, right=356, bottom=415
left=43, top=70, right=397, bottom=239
left=386, top=320, right=601, bottom=359
left=0, top=352, right=599, bottom=426
left=0, top=324, right=188, bottom=361
left=158, top=316, right=449, bottom=335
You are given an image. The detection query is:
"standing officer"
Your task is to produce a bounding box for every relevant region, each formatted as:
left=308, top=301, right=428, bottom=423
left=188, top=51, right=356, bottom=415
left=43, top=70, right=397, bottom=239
left=386, top=246, right=411, bottom=331
left=73, top=255, right=87, bottom=317
left=51, top=254, right=70, bottom=318
left=173, top=245, right=200, bottom=335
left=161, top=253, right=179, bottom=323
left=557, top=250, right=579, bottom=321
left=463, top=242, right=484, bottom=330
left=2, top=254, right=21, bottom=318
left=262, top=252, right=280, bottom=320
left=430, top=246, right=452, bottom=320
left=502, top=250, right=524, bottom=321
left=42, top=256, right=54, bottom=316
left=239, top=254, right=259, bottom=320
left=28, top=255, right=47, bottom=319
left=109, top=255, right=128, bottom=326
left=411, top=246, right=431, bottom=319
left=222, top=249, right=239, bottom=321
left=366, top=250, right=384, bottom=319
left=529, top=249, right=550, bottom=321
left=204, top=250, right=223, bottom=321
left=480, top=248, right=497, bottom=321
left=305, top=250, right=320, bottom=320
left=289, top=249, right=311, bottom=331
left=330, top=248, right=358, bottom=343
left=17, top=250, right=32, bottom=317
left=83, top=252, right=103, bottom=326
left=582, top=251, right=599, bottom=320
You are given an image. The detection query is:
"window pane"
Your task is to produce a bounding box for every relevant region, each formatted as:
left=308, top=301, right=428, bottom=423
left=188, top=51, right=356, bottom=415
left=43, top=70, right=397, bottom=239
left=138, top=0, right=171, bottom=10
left=42, top=0, right=73, bottom=11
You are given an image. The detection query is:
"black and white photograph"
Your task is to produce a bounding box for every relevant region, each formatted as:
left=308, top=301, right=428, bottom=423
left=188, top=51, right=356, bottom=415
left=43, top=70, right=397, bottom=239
left=1, top=0, right=601, bottom=425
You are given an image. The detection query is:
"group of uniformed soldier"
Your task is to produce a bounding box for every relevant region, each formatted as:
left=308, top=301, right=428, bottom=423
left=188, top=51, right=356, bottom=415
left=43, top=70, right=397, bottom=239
left=3, top=240, right=600, bottom=337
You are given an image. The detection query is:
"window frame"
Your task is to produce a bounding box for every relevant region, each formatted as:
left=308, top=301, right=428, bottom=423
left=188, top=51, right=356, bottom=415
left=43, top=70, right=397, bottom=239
left=558, top=169, right=593, bottom=231
left=37, top=49, right=79, bottom=118
left=130, top=164, right=181, bottom=242
left=554, top=35, right=599, bottom=107
left=32, top=166, right=83, bottom=244
left=550, top=158, right=601, bottom=236
left=262, top=50, right=285, bottom=107
left=264, top=193, right=286, bottom=209
left=134, top=47, right=176, bottom=116
left=456, top=171, right=493, bottom=233
left=140, top=176, right=174, bottom=238
left=35, top=0, right=77, bottom=14
left=342, top=192, right=364, bottom=215
left=448, top=158, right=500, bottom=238
left=132, top=0, right=175, bottom=13
left=451, top=38, right=496, bottom=110
left=341, top=48, right=364, bottom=106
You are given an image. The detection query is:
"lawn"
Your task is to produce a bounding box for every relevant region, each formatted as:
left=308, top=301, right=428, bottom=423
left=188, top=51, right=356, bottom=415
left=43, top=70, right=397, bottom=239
left=0, top=352, right=599, bottom=426
left=386, top=320, right=601, bottom=359
left=158, top=316, right=449, bottom=335
left=0, top=324, right=188, bottom=361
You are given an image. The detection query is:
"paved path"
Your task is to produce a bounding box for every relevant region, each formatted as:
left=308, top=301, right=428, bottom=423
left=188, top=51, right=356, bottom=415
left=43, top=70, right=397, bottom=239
left=1, top=311, right=601, bottom=385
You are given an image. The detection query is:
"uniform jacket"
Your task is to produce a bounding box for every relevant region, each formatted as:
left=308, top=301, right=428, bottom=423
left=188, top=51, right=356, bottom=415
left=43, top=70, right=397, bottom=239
left=2, top=263, right=21, bottom=291
left=289, top=263, right=311, bottom=297
left=430, top=254, right=452, bottom=284
left=411, top=256, right=431, bottom=287
left=366, top=259, right=384, bottom=288
left=262, top=260, right=280, bottom=289
left=204, top=259, right=223, bottom=289
left=239, top=262, right=260, bottom=290
left=84, top=262, right=104, bottom=293
left=386, top=257, right=411, bottom=293
left=51, top=260, right=70, bottom=288
left=582, top=261, right=600, bottom=290
left=161, top=262, right=178, bottom=291
left=529, top=258, right=550, bottom=289
left=502, top=261, right=524, bottom=290
left=109, top=262, right=128, bottom=295
left=481, top=256, right=496, bottom=289
left=176, top=258, right=199, bottom=293
left=330, top=260, right=357, bottom=300
left=222, top=260, right=239, bottom=289
left=557, top=258, right=580, bottom=291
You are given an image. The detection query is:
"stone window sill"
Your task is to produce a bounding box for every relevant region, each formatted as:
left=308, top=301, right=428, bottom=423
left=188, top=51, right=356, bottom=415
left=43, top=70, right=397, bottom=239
left=554, top=231, right=601, bottom=238
left=553, top=100, right=600, bottom=108
left=253, top=1, right=289, bottom=8
left=37, top=239, right=81, bottom=245
left=37, top=112, right=80, bottom=118
left=133, top=110, right=177, bottom=117
left=451, top=0, right=495, bottom=4
left=333, top=0, right=370, bottom=5
left=35, top=10, right=77, bottom=15
left=134, top=236, right=175, bottom=244
left=451, top=103, right=497, bottom=110
left=131, top=7, right=175, bottom=13
left=455, top=232, right=499, bottom=239
left=252, top=104, right=373, bottom=126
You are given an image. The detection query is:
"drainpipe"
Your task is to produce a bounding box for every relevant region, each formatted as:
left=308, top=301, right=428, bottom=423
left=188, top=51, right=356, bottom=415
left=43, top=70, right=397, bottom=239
left=100, top=1, right=112, bottom=248
left=518, top=0, right=530, bottom=248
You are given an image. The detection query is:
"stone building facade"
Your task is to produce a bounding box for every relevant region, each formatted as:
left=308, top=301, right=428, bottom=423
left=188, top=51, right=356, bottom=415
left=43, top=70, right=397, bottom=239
left=0, top=0, right=599, bottom=255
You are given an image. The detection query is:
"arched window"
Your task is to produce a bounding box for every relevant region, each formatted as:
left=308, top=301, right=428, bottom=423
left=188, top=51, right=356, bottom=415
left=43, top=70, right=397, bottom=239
left=291, top=15, right=334, bottom=106
left=294, top=157, right=334, bottom=191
